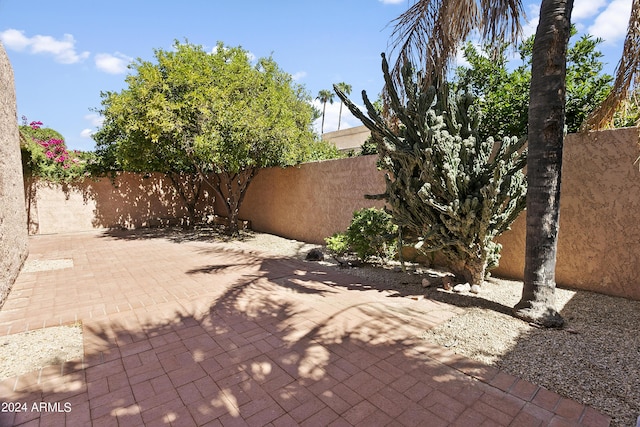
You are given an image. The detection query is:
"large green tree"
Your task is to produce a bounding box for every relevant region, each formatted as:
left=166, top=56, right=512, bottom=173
left=95, top=41, right=325, bottom=234
left=454, top=30, right=612, bottom=141
left=387, top=0, right=640, bottom=327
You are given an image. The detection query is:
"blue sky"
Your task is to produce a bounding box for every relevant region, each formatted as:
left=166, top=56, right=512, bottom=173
left=0, top=0, right=633, bottom=151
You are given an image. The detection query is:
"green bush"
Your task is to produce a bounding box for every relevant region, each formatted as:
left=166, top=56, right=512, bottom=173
left=325, top=208, right=397, bottom=262
left=325, top=232, right=350, bottom=255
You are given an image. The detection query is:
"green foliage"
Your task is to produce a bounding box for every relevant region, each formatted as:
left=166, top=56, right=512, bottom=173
left=360, top=136, right=378, bottom=155
left=612, top=93, right=640, bottom=127
left=325, top=208, right=397, bottom=262
left=95, top=41, right=324, bottom=172
left=453, top=42, right=530, bottom=140
left=302, top=140, right=344, bottom=162
left=94, top=40, right=337, bottom=233
left=19, top=121, right=90, bottom=183
left=325, top=232, right=350, bottom=256
left=346, top=208, right=397, bottom=261
left=453, top=29, right=613, bottom=139
left=335, top=54, right=527, bottom=284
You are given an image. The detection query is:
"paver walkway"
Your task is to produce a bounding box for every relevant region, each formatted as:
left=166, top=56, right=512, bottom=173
left=0, top=230, right=610, bottom=426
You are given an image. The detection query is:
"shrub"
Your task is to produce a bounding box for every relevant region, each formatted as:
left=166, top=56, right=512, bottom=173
left=325, top=232, right=350, bottom=256
left=20, top=120, right=89, bottom=183
left=325, top=208, right=397, bottom=262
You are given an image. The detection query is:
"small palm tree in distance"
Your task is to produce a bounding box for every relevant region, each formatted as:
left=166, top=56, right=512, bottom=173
left=316, top=89, right=335, bottom=134
left=334, top=82, right=352, bottom=130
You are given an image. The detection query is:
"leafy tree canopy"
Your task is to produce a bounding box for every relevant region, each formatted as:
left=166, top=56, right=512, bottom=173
left=453, top=28, right=613, bottom=140
left=94, top=40, right=339, bottom=233
left=95, top=40, right=329, bottom=172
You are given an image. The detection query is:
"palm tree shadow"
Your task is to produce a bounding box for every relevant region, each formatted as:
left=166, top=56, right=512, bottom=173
left=0, top=251, right=499, bottom=426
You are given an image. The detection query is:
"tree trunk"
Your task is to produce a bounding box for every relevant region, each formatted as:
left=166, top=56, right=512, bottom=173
left=513, top=0, right=573, bottom=328
left=205, top=168, right=256, bottom=235
left=464, top=258, right=486, bottom=287
left=167, top=172, right=204, bottom=229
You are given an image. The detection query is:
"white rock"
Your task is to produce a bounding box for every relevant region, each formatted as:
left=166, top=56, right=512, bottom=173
left=470, top=284, right=481, bottom=294
left=453, top=283, right=471, bottom=293
left=421, top=278, right=431, bottom=288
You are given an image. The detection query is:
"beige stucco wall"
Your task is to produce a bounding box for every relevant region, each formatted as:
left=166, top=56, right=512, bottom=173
left=494, top=127, right=640, bottom=300
left=26, top=172, right=215, bottom=234
left=239, top=155, right=386, bottom=243
left=322, top=125, right=370, bottom=152
left=26, top=128, right=640, bottom=300
left=0, top=43, right=28, bottom=308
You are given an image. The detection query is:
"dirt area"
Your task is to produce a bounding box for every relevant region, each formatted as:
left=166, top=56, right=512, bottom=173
left=2, top=228, right=638, bottom=426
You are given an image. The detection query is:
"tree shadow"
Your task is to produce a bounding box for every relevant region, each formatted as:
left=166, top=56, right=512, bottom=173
left=0, top=242, right=510, bottom=426
left=25, top=173, right=215, bottom=235
left=488, top=288, right=640, bottom=427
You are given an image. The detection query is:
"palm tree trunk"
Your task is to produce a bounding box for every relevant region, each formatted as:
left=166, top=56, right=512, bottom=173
left=321, top=102, right=327, bottom=134
left=513, top=0, right=573, bottom=328
left=338, top=102, right=343, bottom=130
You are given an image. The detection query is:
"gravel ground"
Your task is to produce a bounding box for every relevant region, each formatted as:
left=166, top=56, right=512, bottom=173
left=0, top=324, right=83, bottom=380
left=2, top=228, right=638, bottom=426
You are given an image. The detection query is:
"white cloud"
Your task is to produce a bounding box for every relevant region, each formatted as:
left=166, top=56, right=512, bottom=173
left=588, top=0, right=633, bottom=44
left=572, top=0, right=608, bottom=20
left=312, top=98, right=363, bottom=135
left=291, top=71, right=307, bottom=81
left=95, top=52, right=132, bottom=74
left=80, top=114, right=104, bottom=138
left=0, top=29, right=89, bottom=64
left=84, top=113, right=104, bottom=128
left=80, top=128, right=94, bottom=138
left=0, top=29, right=30, bottom=50
left=522, top=2, right=540, bottom=39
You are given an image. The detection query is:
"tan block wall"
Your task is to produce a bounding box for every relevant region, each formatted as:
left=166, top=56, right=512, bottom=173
left=26, top=173, right=215, bottom=234
left=494, top=127, right=640, bottom=300
left=0, top=43, right=28, bottom=308
left=239, top=155, right=386, bottom=243
left=26, top=128, right=640, bottom=300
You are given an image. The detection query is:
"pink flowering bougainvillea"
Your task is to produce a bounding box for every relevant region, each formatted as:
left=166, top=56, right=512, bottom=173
left=20, top=117, right=88, bottom=182
left=28, top=120, right=76, bottom=169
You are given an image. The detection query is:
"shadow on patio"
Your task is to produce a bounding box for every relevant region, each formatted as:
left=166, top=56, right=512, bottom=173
left=0, top=230, right=610, bottom=426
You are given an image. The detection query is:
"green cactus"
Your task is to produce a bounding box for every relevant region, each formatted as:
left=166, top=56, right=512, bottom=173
left=334, top=54, right=527, bottom=285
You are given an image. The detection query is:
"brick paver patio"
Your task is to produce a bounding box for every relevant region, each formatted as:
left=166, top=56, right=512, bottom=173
left=0, top=230, right=610, bottom=426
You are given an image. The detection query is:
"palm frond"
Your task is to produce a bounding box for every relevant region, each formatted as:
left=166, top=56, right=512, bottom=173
left=583, top=0, right=640, bottom=130
left=386, top=0, right=524, bottom=99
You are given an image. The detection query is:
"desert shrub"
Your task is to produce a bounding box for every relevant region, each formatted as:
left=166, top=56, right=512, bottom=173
left=325, top=232, right=350, bottom=256
left=325, top=207, right=397, bottom=262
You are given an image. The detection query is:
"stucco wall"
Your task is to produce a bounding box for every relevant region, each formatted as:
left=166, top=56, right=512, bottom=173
left=0, top=43, right=28, bottom=308
left=494, top=127, right=640, bottom=299
left=26, top=128, right=640, bottom=300
left=239, top=155, right=386, bottom=243
left=26, top=173, right=215, bottom=234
